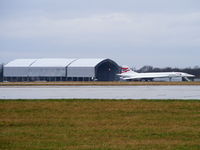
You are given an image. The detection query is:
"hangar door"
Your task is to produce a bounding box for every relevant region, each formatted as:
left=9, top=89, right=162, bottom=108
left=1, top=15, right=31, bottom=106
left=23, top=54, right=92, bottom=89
left=95, top=60, right=119, bottom=81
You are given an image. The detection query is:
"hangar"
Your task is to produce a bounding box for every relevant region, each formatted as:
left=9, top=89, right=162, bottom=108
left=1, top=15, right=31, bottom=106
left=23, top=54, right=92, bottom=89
left=3, top=58, right=120, bottom=82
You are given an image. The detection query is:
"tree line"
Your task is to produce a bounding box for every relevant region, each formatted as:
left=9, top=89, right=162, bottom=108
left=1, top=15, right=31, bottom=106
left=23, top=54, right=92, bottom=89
left=136, top=65, right=200, bottom=78
left=0, top=64, right=3, bottom=81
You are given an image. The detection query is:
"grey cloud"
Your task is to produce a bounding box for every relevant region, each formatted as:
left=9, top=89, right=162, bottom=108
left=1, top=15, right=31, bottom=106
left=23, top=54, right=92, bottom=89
left=0, top=0, right=200, bottom=67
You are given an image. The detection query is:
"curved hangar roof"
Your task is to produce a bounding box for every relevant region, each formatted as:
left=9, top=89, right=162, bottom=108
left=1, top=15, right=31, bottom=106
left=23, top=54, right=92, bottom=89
left=4, top=58, right=119, bottom=80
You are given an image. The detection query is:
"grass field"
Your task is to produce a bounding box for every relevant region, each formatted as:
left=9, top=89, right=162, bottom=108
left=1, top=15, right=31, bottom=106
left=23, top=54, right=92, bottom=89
left=0, top=100, right=200, bottom=150
left=1, top=81, right=200, bottom=86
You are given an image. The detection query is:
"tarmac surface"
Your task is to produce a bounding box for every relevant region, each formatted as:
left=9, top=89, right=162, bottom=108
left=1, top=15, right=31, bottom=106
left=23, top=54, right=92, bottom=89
left=1, top=85, right=200, bottom=99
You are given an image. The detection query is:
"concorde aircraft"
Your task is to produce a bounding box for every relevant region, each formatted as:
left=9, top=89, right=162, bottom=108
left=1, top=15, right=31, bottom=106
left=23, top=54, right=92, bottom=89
left=118, top=66, right=195, bottom=81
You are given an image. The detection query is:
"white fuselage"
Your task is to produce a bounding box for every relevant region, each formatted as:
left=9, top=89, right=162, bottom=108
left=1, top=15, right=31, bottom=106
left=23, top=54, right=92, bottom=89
left=118, top=70, right=195, bottom=81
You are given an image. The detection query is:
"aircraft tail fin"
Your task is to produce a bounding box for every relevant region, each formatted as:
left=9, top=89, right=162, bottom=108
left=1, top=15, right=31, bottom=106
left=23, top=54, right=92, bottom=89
left=121, top=66, right=137, bottom=74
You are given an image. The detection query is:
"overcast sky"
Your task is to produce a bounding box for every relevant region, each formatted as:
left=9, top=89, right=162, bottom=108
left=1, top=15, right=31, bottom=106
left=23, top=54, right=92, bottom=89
left=0, top=0, right=200, bottom=68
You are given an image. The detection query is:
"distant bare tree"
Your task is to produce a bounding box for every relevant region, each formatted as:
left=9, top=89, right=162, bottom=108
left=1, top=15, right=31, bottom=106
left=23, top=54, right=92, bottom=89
left=138, top=65, right=153, bottom=73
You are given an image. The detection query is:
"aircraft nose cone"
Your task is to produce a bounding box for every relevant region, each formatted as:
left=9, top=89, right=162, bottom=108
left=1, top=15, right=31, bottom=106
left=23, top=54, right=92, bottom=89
left=185, top=73, right=195, bottom=77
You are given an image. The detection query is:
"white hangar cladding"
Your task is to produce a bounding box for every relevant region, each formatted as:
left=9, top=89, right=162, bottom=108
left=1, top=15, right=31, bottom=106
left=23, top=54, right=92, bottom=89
left=4, top=58, right=120, bottom=82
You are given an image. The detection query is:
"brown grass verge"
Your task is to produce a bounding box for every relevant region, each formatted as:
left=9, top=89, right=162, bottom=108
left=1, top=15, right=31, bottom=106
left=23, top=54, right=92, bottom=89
left=1, top=81, right=200, bottom=86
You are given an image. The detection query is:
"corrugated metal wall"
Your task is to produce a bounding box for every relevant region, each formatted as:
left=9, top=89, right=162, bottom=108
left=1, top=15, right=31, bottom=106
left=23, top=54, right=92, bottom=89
left=67, top=67, right=95, bottom=77
left=67, top=59, right=105, bottom=77
left=29, top=67, right=66, bottom=77
left=4, top=59, right=76, bottom=77
left=3, top=59, right=37, bottom=77
left=4, top=67, right=30, bottom=77
left=29, top=59, right=76, bottom=77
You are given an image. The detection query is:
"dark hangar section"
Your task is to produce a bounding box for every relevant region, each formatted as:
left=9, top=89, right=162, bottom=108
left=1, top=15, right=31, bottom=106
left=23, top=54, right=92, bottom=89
left=96, top=59, right=119, bottom=81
